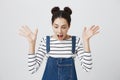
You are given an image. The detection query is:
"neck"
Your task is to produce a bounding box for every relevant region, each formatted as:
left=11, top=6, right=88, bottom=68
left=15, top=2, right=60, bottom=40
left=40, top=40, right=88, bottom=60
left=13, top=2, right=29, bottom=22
left=52, top=34, right=71, bottom=40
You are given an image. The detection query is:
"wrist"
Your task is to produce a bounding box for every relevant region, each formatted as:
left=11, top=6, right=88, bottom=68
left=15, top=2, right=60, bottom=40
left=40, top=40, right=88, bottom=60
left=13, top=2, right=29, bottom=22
left=29, top=42, right=36, bottom=53
left=83, top=39, right=91, bottom=52
left=83, top=38, right=90, bottom=42
left=83, top=39, right=89, bottom=45
left=29, top=40, right=36, bottom=45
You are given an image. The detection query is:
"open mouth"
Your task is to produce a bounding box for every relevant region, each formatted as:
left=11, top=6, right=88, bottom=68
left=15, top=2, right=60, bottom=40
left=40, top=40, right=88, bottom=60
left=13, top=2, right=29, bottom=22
left=57, top=34, right=63, bottom=37
left=57, top=34, right=63, bottom=39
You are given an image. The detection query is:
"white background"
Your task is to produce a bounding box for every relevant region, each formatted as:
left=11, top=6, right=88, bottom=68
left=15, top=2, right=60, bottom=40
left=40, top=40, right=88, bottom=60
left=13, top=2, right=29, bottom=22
left=0, top=0, right=120, bottom=80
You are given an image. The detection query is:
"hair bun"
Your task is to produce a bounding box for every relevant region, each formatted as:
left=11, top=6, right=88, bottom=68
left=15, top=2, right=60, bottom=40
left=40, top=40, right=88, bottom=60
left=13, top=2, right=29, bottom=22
left=51, top=7, right=60, bottom=14
left=64, top=7, right=72, bottom=15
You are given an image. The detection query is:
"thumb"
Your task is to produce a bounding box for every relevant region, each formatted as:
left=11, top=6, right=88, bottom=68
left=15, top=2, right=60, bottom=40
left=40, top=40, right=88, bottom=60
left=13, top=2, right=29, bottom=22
left=34, top=28, right=38, bottom=36
left=83, top=27, right=87, bottom=33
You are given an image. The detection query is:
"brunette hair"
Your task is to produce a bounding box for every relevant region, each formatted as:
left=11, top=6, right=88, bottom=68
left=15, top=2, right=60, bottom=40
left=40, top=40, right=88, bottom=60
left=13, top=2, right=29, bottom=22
left=51, top=6, right=72, bottom=26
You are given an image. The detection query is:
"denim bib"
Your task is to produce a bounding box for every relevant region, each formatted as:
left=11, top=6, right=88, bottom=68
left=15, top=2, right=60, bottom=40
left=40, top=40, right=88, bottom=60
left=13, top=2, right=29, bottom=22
left=42, top=36, right=78, bottom=80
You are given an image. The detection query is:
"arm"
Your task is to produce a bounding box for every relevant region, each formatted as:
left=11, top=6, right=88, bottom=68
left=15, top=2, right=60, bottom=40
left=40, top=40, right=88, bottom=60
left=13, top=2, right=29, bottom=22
left=76, top=38, right=93, bottom=72
left=76, top=25, right=100, bottom=72
left=28, top=38, right=46, bottom=74
left=19, top=25, right=38, bottom=54
left=82, top=25, right=100, bottom=52
left=19, top=25, right=45, bottom=74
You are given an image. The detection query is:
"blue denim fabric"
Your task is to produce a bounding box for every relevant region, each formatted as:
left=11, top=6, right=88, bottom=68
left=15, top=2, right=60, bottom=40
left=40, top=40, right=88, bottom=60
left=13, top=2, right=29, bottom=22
left=42, top=57, right=77, bottom=80
left=43, top=36, right=77, bottom=80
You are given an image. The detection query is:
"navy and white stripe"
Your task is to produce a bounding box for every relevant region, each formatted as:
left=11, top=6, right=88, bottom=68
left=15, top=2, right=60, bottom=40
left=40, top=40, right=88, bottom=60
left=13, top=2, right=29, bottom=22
left=28, top=36, right=92, bottom=74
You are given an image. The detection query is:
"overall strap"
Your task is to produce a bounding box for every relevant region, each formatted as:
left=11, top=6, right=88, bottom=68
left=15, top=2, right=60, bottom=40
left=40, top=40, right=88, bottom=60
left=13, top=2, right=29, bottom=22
left=46, top=36, right=76, bottom=53
left=46, top=36, right=50, bottom=53
left=72, top=36, right=76, bottom=54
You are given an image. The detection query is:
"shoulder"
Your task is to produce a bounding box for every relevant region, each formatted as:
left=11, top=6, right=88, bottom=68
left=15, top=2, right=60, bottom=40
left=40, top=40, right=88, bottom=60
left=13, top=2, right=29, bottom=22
left=73, top=36, right=83, bottom=46
left=38, top=36, right=47, bottom=44
left=40, top=35, right=52, bottom=43
left=72, top=36, right=82, bottom=43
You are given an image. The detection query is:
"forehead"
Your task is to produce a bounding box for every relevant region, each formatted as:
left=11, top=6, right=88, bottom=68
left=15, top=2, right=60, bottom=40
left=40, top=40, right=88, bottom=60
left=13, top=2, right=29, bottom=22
left=53, top=18, right=68, bottom=25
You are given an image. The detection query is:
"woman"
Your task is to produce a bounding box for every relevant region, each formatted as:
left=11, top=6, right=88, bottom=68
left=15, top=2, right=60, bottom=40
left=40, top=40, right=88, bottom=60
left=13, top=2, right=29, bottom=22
left=19, top=6, right=99, bottom=80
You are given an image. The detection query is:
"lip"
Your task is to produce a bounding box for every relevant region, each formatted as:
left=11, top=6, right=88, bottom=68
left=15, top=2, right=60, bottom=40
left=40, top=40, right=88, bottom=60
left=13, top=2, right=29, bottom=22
left=57, top=34, right=63, bottom=37
left=57, top=34, right=63, bottom=40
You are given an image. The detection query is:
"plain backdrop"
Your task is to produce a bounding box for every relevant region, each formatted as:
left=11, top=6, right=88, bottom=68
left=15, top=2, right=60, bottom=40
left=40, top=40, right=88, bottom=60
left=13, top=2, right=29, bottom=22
left=0, top=0, right=120, bottom=80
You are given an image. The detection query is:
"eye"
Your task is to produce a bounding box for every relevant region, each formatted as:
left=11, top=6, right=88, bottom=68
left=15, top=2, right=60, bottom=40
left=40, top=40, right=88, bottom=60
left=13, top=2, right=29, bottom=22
left=62, top=26, right=67, bottom=29
left=55, top=26, right=58, bottom=28
left=54, top=25, right=58, bottom=28
left=53, top=24, right=59, bottom=28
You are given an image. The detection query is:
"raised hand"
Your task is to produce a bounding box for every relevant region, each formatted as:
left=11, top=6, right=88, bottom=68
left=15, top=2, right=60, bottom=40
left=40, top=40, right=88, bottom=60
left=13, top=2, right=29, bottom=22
left=82, top=25, right=100, bottom=41
left=19, top=25, right=38, bottom=43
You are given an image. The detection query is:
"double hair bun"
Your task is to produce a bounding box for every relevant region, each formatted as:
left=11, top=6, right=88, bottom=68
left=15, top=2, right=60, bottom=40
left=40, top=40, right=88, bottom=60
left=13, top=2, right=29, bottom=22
left=51, top=6, right=72, bottom=15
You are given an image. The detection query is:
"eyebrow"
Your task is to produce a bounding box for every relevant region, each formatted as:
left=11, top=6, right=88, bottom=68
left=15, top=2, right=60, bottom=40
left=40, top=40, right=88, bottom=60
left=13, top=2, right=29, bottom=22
left=54, top=24, right=67, bottom=26
left=54, top=24, right=58, bottom=26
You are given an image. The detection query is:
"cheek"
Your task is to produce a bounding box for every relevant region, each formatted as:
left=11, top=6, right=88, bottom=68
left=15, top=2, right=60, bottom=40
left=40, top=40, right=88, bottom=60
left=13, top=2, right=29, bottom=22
left=52, top=28, right=57, bottom=33
left=63, top=29, right=69, bottom=33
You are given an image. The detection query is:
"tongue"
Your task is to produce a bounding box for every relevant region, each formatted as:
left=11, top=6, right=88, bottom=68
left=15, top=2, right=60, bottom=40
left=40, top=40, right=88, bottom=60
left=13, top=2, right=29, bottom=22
left=59, top=35, right=63, bottom=37
left=57, top=35, right=63, bottom=39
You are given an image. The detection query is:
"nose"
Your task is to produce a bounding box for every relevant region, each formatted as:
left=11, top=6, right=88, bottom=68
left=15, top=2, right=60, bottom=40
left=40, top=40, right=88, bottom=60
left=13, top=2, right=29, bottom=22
left=58, top=28, right=62, bottom=33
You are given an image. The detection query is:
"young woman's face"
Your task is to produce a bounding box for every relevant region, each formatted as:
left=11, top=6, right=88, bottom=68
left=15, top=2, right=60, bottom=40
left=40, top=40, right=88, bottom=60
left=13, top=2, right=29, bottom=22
left=52, top=18, right=70, bottom=40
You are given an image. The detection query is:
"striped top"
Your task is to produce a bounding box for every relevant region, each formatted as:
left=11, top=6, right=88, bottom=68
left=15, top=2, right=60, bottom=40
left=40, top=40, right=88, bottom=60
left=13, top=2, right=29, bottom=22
left=28, top=36, right=92, bottom=74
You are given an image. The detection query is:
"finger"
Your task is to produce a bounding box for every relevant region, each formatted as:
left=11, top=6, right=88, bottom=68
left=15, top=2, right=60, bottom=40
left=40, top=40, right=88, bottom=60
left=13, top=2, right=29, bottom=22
left=22, top=25, right=32, bottom=34
left=18, top=32, right=26, bottom=37
left=19, top=28, right=26, bottom=34
left=83, top=27, right=87, bottom=32
left=20, top=26, right=28, bottom=33
left=22, top=25, right=34, bottom=36
left=90, top=25, right=95, bottom=30
left=93, top=26, right=100, bottom=32
left=24, top=25, right=32, bottom=33
left=34, top=28, right=38, bottom=36
left=93, top=31, right=100, bottom=35
left=18, top=29, right=26, bottom=37
left=19, top=27, right=31, bottom=37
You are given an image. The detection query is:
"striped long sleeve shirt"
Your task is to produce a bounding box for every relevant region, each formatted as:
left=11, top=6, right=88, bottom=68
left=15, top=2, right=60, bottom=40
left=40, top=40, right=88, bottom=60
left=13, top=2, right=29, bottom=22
left=28, top=36, right=92, bottom=74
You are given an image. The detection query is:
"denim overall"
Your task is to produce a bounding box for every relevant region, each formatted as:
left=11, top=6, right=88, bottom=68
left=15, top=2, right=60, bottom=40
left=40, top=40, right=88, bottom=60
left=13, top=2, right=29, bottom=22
left=42, top=36, right=77, bottom=80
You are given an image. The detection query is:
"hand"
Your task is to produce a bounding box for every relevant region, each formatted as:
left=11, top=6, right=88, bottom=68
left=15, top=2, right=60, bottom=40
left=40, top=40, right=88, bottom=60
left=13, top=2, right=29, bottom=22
left=82, top=25, right=100, bottom=41
left=18, top=25, right=38, bottom=43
